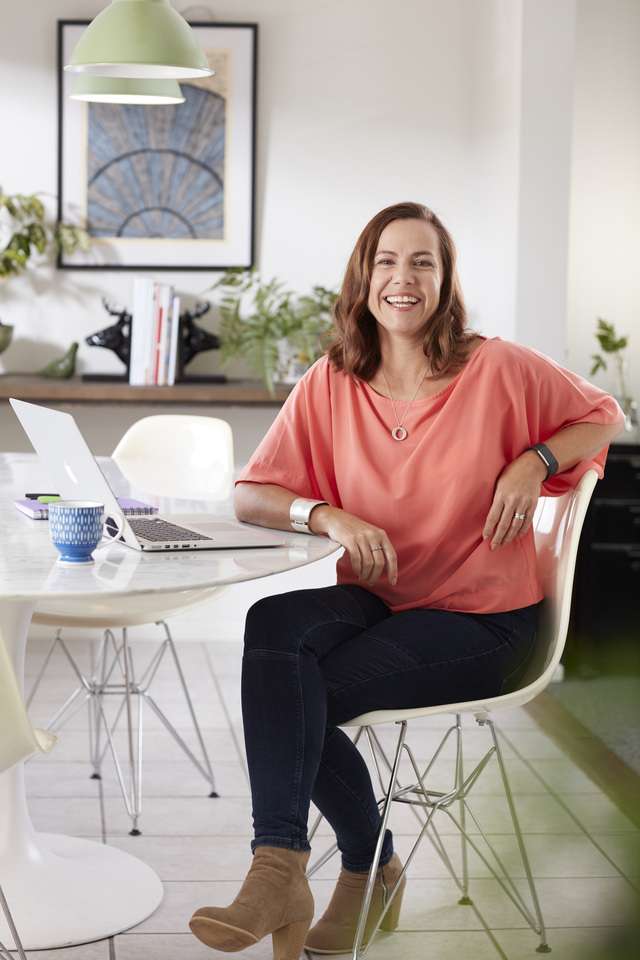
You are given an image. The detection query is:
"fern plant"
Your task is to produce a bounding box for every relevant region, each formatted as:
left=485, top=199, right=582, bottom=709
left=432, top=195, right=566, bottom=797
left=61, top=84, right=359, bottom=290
left=209, top=269, right=337, bottom=395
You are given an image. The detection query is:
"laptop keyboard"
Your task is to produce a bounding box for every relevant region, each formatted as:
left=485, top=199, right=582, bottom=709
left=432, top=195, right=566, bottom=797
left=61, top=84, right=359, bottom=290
left=128, top=517, right=213, bottom=542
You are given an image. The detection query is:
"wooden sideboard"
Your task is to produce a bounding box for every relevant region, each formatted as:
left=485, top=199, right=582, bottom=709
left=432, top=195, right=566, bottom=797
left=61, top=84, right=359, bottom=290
left=0, top=375, right=293, bottom=405
left=566, top=439, right=640, bottom=674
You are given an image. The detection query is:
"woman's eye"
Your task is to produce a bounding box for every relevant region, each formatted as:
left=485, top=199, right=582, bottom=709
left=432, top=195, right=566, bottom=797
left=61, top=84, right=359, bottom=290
left=416, top=260, right=433, bottom=267
left=376, top=259, right=393, bottom=266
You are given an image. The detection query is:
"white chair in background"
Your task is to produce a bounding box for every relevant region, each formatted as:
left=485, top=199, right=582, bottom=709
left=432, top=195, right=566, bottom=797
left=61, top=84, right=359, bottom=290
left=26, top=415, right=234, bottom=835
left=1, top=632, right=58, bottom=959
left=307, top=469, right=599, bottom=958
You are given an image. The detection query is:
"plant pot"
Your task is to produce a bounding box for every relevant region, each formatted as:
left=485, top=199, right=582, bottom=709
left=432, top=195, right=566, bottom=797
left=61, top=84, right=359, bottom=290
left=0, top=321, right=13, bottom=354
left=276, top=338, right=309, bottom=384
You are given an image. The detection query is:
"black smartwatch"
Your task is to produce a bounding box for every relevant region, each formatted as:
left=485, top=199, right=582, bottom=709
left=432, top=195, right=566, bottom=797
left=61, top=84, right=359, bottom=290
left=527, top=443, right=559, bottom=480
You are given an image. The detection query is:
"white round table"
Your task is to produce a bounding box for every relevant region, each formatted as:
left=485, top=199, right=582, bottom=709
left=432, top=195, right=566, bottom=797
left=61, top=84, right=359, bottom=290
left=0, top=453, right=340, bottom=950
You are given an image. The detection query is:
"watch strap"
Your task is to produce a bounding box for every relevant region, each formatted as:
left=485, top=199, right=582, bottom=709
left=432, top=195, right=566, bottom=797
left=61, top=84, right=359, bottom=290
left=528, top=443, right=559, bottom=479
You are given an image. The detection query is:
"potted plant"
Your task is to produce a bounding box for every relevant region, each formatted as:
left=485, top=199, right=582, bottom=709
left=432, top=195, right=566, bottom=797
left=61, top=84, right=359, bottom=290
left=590, top=317, right=637, bottom=432
left=0, top=187, right=89, bottom=356
left=209, top=269, right=337, bottom=395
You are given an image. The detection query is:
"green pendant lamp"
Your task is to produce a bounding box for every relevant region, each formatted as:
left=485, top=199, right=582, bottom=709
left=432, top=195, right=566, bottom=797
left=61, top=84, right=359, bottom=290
left=64, top=0, right=213, bottom=79
left=70, top=75, right=185, bottom=104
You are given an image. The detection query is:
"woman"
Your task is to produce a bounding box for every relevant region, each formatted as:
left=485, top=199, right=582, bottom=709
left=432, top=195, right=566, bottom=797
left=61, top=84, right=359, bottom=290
left=189, top=202, right=624, bottom=958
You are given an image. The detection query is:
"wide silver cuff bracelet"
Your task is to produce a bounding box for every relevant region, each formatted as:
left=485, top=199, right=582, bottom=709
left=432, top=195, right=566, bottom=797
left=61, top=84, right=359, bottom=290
left=289, top=498, right=329, bottom=534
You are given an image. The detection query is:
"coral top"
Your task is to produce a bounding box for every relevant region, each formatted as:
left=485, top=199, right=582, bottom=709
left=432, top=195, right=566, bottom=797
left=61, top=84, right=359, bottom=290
left=236, top=336, right=624, bottom=613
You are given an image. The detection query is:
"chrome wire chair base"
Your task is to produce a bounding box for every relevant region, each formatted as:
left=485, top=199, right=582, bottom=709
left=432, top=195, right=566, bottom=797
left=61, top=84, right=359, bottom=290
left=0, top=884, right=27, bottom=960
left=25, top=622, right=219, bottom=835
left=306, top=714, right=550, bottom=959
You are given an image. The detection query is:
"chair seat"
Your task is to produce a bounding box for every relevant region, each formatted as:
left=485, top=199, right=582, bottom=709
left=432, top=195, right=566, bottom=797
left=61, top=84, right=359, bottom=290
left=342, top=681, right=539, bottom=727
left=33, top=584, right=227, bottom=629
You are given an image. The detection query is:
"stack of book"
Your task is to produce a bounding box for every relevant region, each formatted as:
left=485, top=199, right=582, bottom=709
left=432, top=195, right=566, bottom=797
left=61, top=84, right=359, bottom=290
left=129, top=278, right=181, bottom=386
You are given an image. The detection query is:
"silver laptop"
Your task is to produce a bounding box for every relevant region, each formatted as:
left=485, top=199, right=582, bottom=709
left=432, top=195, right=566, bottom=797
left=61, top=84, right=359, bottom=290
left=10, top=398, right=286, bottom=553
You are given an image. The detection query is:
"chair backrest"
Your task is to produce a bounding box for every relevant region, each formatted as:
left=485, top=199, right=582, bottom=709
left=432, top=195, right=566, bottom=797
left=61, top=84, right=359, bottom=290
left=0, top=637, right=57, bottom=774
left=112, top=414, right=234, bottom=501
left=507, top=467, right=599, bottom=706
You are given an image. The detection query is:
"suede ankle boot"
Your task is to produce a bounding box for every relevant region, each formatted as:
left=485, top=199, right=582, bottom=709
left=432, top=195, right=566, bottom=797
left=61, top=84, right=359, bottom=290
left=189, top=845, right=313, bottom=959
left=304, top=852, right=405, bottom=954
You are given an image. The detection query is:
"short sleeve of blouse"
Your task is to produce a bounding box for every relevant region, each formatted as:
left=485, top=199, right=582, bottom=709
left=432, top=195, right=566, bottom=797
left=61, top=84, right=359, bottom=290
left=235, top=357, right=338, bottom=502
left=515, top=344, right=624, bottom=495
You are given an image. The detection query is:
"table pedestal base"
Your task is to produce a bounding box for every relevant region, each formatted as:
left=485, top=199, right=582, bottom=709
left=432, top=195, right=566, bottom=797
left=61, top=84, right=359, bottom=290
left=0, top=832, right=163, bottom=950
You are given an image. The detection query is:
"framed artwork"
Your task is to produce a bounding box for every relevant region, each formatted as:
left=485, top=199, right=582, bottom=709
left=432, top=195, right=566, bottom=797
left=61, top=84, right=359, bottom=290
left=56, top=20, right=257, bottom=271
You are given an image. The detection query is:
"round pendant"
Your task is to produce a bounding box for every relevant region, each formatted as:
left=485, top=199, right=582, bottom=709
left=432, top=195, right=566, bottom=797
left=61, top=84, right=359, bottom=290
left=392, top=426, right=408, bottom=441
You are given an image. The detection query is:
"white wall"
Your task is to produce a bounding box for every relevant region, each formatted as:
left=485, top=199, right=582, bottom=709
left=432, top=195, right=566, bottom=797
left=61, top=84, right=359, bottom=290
left=464, top=0, right=523, bottom=342
left=514, top=0, right=576, bottom=359
left=0, top=0, right=472, bottom=378
left=567, top=0, right=640, bottom=401
left=0, top=0, right=637, bottom=405
left=0, top=0, right=563, bottom=381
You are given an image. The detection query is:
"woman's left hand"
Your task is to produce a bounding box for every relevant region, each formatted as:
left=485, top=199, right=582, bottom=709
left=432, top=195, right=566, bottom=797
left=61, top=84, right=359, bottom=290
left=482, top=452, right=546, bottom=550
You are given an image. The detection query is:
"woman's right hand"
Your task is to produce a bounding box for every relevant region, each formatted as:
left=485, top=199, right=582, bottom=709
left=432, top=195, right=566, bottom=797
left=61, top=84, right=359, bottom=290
left=309, top=505, right=398, bottom=586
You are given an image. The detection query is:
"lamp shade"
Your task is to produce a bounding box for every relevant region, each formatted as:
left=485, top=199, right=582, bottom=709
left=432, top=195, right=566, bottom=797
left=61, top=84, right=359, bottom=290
left=64, top=0, right=213, bottom=79
left=70, top=75, right=185, bottom=104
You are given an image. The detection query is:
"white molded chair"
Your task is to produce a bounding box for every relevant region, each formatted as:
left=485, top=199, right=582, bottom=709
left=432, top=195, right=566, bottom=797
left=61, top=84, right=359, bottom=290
left=1, top=633, right=58, bottom=959
left=307, top=469, right=599, bottom=958
left=26, top=415, right=234, bottom=835
left=112, top=414, right=234, bottom=501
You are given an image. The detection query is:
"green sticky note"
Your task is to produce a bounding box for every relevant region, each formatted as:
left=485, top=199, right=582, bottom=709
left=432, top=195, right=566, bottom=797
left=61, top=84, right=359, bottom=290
left=37, top=495, right=61, bottom=503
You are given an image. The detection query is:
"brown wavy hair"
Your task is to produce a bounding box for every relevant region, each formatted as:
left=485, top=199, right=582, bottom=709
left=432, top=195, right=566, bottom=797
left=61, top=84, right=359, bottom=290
left=326, top=201, right=476, bottom=382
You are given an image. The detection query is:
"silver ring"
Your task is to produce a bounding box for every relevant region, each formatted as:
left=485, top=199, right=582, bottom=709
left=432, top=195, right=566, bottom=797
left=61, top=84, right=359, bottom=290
left=513, top=513, right=527, bottom=521
left=371, top=545, right=384, bottom=552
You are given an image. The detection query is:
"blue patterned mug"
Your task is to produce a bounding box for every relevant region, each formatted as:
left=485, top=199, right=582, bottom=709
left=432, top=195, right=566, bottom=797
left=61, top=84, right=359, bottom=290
left=48, top=500, right=105, bottom=564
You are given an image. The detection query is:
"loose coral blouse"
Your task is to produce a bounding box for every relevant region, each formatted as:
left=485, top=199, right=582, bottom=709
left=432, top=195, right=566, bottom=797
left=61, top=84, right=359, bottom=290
left=235, top=336, right=624, bottom=614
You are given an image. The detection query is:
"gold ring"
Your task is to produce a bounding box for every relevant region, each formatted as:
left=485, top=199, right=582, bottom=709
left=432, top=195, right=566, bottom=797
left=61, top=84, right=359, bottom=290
left=371, top=545, right=384, bottom=551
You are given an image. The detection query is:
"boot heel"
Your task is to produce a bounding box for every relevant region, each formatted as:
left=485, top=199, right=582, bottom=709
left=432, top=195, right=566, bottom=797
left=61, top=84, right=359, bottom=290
left=380, top=879, right=405, bottom=932
left=272, top=918, right=311, bottom=959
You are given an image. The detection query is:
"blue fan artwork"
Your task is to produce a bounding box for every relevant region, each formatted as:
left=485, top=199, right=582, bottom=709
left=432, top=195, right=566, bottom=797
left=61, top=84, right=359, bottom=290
left=86, top=84, right=225, bottom=240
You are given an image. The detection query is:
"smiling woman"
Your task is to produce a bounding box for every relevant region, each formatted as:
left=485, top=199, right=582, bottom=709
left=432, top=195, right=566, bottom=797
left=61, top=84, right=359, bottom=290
left=190, top=200, right=624, bottom=958
left=327, top=201, right=477, bottom=389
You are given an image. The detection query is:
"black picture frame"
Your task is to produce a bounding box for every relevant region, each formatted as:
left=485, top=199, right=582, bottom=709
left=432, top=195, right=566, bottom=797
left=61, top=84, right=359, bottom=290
left=56, top=19, right=257, bottom=272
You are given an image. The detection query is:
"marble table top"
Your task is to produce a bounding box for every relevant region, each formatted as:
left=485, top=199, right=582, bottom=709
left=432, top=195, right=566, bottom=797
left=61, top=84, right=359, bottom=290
left=0, top=453, right=340, bottom=601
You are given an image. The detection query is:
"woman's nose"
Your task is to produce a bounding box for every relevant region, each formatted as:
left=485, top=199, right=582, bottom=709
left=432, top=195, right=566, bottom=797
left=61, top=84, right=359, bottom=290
left=392, top=264, right=416, bottom=284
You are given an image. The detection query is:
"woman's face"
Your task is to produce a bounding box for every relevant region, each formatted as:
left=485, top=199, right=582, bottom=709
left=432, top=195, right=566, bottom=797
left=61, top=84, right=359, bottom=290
left=367, top=218, right=443, bottom=342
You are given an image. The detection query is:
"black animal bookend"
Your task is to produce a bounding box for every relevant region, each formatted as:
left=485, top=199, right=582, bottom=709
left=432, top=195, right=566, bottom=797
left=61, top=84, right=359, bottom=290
left=82, top=298, right=132, bottom=382
left=82, top=298, right=227, bottom=384
left=177, top=301, right=226, bottom=383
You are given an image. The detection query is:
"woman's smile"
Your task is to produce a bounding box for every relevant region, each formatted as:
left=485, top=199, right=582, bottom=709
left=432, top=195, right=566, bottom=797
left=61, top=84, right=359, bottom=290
left=382, top=294, right=422, bottom=312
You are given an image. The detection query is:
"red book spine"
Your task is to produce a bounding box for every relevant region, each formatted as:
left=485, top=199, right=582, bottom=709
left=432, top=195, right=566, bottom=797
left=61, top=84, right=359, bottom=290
left=153, top=302, right=164, bottom=385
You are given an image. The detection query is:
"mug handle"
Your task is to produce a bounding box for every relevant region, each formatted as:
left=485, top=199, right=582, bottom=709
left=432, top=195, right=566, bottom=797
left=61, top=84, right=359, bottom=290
left=103, top=511, right=125, bottom=542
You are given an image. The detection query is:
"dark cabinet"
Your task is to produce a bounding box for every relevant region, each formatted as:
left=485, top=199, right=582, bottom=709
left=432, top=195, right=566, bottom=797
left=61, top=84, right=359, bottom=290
left=565, top=442, right=640, bottom=674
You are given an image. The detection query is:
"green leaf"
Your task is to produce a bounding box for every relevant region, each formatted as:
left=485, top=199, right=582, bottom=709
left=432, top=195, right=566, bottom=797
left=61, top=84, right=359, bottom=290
left=594, top=316, right=629, bottom=355
left=28, top=222, right=47, bottom=253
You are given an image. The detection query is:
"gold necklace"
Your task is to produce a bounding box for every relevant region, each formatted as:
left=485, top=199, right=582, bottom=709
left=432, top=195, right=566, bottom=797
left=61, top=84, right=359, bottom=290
left=380, top=364, right=430, bottom=440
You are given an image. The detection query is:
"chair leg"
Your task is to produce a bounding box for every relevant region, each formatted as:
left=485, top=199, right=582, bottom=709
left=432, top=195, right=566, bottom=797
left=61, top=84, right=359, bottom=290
left=486, top=719, right=550, bottom=954
left=350, top=721, right=409, bottom=960
left=89, top=630, right=111, bottom=779
left=159, top=621, right=218, bottom=796
left=455, top=713, right=472, bottom=905
left=26, top=621, right=219, bottom=836
left=121, top=628, right=143, bottom=835
left=0, top=884, right=27, bottom=960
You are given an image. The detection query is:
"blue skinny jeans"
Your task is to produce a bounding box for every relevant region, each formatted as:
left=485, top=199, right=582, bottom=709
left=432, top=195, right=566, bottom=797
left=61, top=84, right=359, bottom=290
left=241, top=583, right=541, bottom=872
